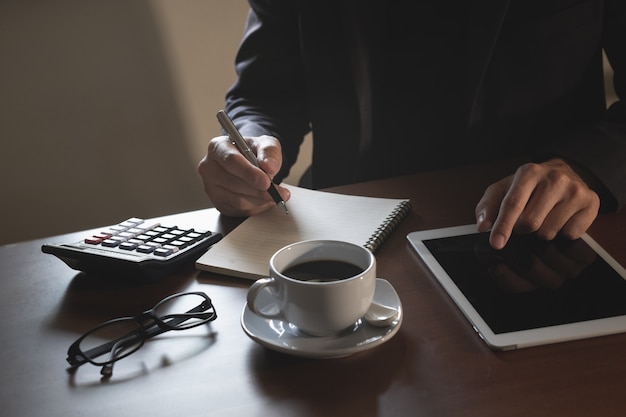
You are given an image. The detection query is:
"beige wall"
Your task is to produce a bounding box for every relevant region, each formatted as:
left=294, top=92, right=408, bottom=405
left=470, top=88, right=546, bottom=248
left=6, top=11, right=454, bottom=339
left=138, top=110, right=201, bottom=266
left=151, top=0, right=312, bottom=186
left=0, top=0, right=311, bottom=246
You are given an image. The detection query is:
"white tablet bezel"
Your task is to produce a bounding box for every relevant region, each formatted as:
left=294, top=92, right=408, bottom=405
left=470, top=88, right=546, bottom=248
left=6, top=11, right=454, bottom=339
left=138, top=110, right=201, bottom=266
left=407, top=224, right=626, bottom=351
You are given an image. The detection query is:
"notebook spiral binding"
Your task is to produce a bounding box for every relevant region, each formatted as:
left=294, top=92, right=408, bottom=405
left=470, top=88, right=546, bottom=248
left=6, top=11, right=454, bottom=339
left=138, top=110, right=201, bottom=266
left=364, top=200, right=412, bottom=252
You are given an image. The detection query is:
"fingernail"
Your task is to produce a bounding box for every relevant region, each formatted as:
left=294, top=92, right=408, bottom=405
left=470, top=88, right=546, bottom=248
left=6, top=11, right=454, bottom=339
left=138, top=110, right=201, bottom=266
left=476, top=212, right=491, bottom=232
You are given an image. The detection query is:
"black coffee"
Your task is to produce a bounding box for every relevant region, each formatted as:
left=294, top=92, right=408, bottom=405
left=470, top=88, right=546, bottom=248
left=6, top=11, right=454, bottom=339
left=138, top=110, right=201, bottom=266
left=283, top=259, right=363, bottom=282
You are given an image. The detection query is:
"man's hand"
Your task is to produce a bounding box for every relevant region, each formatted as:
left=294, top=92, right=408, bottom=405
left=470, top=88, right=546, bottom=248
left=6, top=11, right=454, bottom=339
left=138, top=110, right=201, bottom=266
left=475, top=159, right=600, bottom=250
left=197, top=134, right=290, bottom=217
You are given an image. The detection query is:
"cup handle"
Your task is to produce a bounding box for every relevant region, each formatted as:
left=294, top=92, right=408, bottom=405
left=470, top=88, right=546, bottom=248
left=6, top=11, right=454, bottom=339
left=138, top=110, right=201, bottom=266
left=247, top=277, right=281, bottom=318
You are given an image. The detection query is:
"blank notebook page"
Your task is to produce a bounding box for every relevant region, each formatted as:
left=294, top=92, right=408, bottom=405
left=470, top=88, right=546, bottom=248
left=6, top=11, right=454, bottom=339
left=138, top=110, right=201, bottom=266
left=195, top=184, right=411, bottom=280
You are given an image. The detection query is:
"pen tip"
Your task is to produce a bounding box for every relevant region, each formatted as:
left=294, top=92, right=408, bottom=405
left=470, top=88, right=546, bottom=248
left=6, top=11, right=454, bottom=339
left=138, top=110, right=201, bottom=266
left=279, top=201, right=289, bottom=214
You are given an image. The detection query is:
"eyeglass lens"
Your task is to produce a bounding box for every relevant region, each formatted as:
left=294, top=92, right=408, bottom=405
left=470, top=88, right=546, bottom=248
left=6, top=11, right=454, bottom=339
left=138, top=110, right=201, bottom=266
left=153, top=292, right=214, bottom=329
left=78, top=319, right=145, bottom=366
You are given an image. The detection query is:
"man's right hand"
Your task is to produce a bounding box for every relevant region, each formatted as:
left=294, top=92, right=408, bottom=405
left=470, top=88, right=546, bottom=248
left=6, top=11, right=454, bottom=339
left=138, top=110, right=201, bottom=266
left=197, top=134, right=291, bottom=217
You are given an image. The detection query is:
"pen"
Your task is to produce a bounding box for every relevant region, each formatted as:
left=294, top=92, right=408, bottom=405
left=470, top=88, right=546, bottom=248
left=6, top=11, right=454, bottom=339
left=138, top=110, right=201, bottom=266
left=216, top=110, right=288, bottom=214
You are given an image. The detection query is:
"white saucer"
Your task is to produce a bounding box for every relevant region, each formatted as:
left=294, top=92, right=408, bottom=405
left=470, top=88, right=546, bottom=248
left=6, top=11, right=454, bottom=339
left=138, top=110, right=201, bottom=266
left=240, top=278, right=403, bottom=358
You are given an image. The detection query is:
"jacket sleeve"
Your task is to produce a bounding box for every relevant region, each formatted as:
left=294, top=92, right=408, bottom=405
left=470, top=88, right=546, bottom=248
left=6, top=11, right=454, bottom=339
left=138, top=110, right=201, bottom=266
left=554, top=0, right=626, bottom=212
left=224, top=0, right=311, bottom=183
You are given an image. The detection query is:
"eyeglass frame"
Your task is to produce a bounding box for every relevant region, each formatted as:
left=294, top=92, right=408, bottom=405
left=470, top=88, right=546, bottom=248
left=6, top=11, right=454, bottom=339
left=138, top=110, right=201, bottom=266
left=66, top=291, right=217, bottom=374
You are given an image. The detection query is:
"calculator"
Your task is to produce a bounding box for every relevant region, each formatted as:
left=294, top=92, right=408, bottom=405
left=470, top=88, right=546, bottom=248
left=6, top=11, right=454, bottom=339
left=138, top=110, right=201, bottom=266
left=42, top=217, right=222, bottom=279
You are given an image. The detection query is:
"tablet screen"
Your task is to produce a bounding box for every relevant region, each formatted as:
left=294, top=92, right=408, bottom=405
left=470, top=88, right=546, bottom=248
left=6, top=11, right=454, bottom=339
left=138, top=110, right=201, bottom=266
left=421, top=232, right=626, bottom=335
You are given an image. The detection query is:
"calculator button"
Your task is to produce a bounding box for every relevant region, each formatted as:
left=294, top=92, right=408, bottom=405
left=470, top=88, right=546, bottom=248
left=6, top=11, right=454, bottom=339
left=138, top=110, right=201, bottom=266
left=163, top=244, right=179, bottom=253
left=168, top=240, right=187, bottom=249
left=153, top=248, right=173, bottom=257
left=136, top=222, right=160, bottom=230
left=136, top=245, right=155, bottom=253
left=42, top=217, right=222, bottom=279
left=120, top=219, right=143, bottom=228
left=119, top=242, right=139, bottom=251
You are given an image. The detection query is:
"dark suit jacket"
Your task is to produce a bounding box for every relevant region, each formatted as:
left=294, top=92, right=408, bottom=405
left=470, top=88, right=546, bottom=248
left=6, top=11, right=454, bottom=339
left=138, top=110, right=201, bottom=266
left=225, top=0, right=626, bottom=210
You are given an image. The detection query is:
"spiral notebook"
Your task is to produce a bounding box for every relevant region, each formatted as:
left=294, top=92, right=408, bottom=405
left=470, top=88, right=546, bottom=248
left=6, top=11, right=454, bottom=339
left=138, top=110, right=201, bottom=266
left=195, top=184, right=411, bottom=280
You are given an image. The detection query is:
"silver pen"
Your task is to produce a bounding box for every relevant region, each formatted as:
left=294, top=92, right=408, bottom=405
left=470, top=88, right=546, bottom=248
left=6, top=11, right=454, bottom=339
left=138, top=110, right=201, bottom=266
left=216, top=110, right=288, bottom=214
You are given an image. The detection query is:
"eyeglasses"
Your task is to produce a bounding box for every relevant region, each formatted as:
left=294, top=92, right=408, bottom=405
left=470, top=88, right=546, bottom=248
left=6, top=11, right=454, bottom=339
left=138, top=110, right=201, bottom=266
left=66, top=291, right=217, bottom=376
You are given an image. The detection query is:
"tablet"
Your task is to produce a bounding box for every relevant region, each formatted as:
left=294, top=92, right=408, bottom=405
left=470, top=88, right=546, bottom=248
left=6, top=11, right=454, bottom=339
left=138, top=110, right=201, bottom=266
left=407, top=225, right=626, bottom=350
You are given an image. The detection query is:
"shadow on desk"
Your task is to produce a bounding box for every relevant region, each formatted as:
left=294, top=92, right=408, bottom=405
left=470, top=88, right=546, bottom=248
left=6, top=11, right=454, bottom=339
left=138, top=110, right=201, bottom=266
left=48, top=268, right=218, bottom=386
left=47, top=267, right=198, bottom=334
left=67, top=329, right=218, bottom=387
left=244, top=330, right=415, bottom=415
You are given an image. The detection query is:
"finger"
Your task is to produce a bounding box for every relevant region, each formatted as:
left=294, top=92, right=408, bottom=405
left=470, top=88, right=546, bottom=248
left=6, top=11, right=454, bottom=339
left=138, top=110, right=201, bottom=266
left=557, top=203, right=599, bottom=240
left=214, top=183, right=292, bottom=217
left=531, top=182, right=599, bottom=241
left=515, top=184, right=562, bottom=236
left=199, top=136, right=278, bottom=216
left=200, top=169, right=274, bottom=217
left=489, top=167, right=539, bottom=249
left=210, top=136, right=272, bottom=192
left=213, top=185, right=279, bottom=217
left=531, top=201, right=580, bottom=241
left=514, top=166, right=585, bottom=238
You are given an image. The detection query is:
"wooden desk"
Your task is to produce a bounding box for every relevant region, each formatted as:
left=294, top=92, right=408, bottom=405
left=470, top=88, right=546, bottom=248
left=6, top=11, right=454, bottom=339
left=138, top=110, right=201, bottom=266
left=2, top=161, right=626, bottom=417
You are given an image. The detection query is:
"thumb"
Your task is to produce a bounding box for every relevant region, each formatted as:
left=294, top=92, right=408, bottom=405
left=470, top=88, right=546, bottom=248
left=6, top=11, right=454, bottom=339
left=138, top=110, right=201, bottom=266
left=254, top=135, right=283, bottom=179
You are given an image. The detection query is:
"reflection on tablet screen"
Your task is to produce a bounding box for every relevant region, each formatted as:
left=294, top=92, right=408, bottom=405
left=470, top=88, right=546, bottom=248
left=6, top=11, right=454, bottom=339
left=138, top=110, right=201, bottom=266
left=422, top=233, right=626, bottom=334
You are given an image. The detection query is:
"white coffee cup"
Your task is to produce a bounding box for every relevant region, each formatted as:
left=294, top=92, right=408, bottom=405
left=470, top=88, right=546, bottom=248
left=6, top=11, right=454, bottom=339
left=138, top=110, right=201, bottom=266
left=246, top=240, right=376, bottom=336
